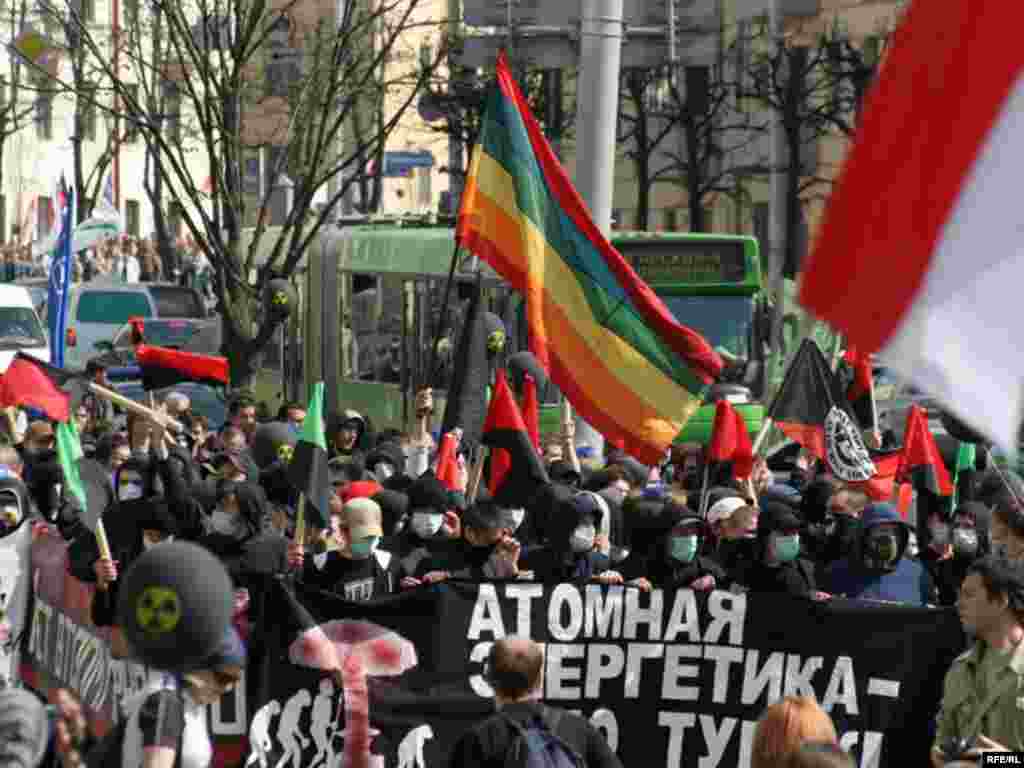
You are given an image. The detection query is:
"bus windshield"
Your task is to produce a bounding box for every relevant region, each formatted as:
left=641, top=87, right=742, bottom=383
left=658, top=294, right=754, bottom=360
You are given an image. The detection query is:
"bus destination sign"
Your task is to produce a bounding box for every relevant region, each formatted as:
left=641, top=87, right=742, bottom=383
left=625, top=241, right=748, bottom=284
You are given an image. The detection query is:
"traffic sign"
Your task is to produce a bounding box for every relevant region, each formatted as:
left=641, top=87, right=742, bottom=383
left=382, top=151, right=435, bottom=177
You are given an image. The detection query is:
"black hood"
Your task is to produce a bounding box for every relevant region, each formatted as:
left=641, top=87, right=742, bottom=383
left=546, top=491, right=601, bottom=552
left=373, top=489, right=409, bottom=535
left=525, top=483, right=575, bottom=545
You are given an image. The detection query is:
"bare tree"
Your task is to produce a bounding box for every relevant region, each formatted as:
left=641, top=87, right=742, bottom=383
left=738, top=20, right=855, bottom=277
left=41, top=0, right=446, bottom=384
left=419, top=59, right=575, bottom=202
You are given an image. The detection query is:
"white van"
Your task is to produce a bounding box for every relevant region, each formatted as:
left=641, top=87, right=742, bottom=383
left=0, top=285, right=50, bottom=371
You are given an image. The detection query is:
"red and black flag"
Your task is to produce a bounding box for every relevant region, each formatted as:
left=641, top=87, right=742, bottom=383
left=435, top=432, right=460, bottom=492
left=286, top=382, right=331, bottom=528
left=766, top=339, right=879, bottom=487
left=897, top=404, right=954, bottom=496
left=0, top=352, right=86, bottom=422
left=850, top=450, right=902, bottom=502
left=840, top=346, right=875, bottom=429
left=522, top=373, right=540, bottom=452
left=135, top=344, right=229, bottom=391
left=483, top=369, right=548, bottom=508
left=707, top=399, right=754, bottom=480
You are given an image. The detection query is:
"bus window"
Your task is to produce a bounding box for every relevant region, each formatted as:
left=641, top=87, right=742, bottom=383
left=658, top=295, right=755, bottom=361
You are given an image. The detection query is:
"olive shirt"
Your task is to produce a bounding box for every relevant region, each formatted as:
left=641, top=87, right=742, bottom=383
left=933, top=637, right=1024, bottom=752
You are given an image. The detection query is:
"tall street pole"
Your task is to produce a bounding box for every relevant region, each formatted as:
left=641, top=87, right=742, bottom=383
left=572, top=0, right=624, bottom=461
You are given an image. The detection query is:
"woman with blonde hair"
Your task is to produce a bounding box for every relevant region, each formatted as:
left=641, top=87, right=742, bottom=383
left=751, top=696, right=839, bottom=768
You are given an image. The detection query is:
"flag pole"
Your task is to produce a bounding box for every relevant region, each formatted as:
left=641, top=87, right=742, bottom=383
left=467, top=444, right=486, bottom=504
left=95, top=519, right=112, bottom=561
left=294, top=492, right=306, bottom=550
left=425, top=238, right=461, bottom=392
left=698, top=463, right=711, bottom=519
left=751, top=418, right=774, bottom=456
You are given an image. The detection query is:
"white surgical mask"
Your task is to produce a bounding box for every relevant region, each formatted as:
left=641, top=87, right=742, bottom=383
left=410, top=512, right=443, bottom=539
left=210, top=508, right=242, bottom=537
left=508, top=508, right=526, bottom=532
left=570, top=523, right=596, bottom=553
left=119, top=483, right=143, bottom=501
left=374, top=463, right=395, bottom=482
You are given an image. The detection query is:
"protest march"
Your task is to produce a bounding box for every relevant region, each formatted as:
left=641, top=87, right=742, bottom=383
left=1, top=3, right=1024, bottom=768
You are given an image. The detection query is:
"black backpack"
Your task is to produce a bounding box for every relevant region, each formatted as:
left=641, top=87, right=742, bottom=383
left=502, top=707, right=586, bottom=768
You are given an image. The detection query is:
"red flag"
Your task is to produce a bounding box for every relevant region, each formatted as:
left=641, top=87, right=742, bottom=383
left=136, top=345, right=229, bottom=391
left=842, top=346, right=875, bottom=429
left=0, top=353, right=80, bottom=422
left=898, top=404, right=954, bottom=496
left=435, top=432, right=460, bottom=492
left=896, top=483, right=914, bottom=519
left=707, top=400, right=753, bottom=480
left=522, top=374, right=540, bottom=451
left=849, top=451, right=902, bottom=502
left=483, top=370, right=548, bottom=507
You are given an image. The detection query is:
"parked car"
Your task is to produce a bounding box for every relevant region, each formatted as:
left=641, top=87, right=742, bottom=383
left=63, top=280, right=207, bottom=369
left=114, top=380, right=228, bottom=431
left=14, top=278, right=49, bottom=323
left=0, top=285, right=50, bottom=371
left=90, top=317, right=220, bottom=368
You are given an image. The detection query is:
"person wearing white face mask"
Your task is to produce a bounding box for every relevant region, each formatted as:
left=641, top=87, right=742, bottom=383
left=288, top=497, right=400, bottom=601
left=519, top=490, right=623, bottom=584
left=390, top=472, right=462, bottom=588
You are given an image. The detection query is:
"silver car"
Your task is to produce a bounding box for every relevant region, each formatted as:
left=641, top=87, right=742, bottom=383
left=63, top=280, right=207, bottom=369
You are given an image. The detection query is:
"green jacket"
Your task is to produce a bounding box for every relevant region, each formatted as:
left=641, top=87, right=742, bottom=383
left=934, top=637, right=1024, bottom=751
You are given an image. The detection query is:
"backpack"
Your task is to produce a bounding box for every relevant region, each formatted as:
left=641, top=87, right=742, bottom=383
left=502, top=707, right=586, bottom=768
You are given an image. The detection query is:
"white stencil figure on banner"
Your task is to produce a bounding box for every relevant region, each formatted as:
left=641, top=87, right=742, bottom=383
left=0, top=520, right=31, bottom=687
left=246, top=700, right=282, bottom=768
left=397, top=725, right=434, bottom=768
left=309, top=678, right=341, bottom=768
left=273, top=689, right=312, bottom=768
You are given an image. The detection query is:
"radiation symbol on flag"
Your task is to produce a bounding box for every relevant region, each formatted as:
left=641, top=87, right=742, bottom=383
left=277, top=443, right=294, bottom=464
left=135, top=586, right=182, bottom=636
left=824, top=406, right=877, bottom=482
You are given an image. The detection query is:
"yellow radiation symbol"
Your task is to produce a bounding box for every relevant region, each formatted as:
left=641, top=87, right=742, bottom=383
left=135, top=586, right=181, bottom=636
left=487, top=330, right=505, bottom=354
left=272, top=291, right=289, bottom=308
left=277, top=443, right=295, bottom=464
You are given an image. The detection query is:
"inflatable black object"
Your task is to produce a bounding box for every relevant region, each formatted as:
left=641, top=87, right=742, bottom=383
left=117, top=541, right=234, bottom=671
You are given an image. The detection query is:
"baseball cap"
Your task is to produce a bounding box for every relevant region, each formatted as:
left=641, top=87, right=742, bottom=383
left=707, top=497, right=747, bottom=527
left=341, top=480, right=382, bottom=503
left=25, top=421, right=54, bottom=442
left=344, top=497, right=383, bottom=539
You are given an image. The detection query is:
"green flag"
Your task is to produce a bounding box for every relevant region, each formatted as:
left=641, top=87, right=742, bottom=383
left=56, top=421, right=87, bottom=510
left=286, top=382, right=330, bottom=528
left=951, top=441, right=977, bottom=509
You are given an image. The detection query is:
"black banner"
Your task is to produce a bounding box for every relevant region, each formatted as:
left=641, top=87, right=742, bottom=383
left=246, top=582, right=963, bottom=768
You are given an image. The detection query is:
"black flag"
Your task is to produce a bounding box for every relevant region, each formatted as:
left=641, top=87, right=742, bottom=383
left=440, top=273, right=489, bottom=447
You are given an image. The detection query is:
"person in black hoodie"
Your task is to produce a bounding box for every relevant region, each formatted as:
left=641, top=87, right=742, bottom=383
left=326, top=410, right=374, bottom=463
left=622, top=500, right=728, bottom=593
left=734, top=501, right=822, bottom=599
left=922, top=501, right=990, bottom=606
left=197, top=479, right=288, bottom=586
left=414, top=498, right=520, bottom=582
left=89, top=498, right=179, bottom=627
left=387, top=472, right=461, bottom=586
left=518, top=491, right=621, bottom=584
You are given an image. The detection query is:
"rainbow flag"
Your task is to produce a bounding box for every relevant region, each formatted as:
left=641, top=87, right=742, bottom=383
left=456, top=53, right=723, bottom=465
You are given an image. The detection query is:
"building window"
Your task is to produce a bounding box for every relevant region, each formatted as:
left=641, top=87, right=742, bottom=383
left=37, top=195, right=52, bottom=236
left=123, top=0, right=139, bottom=26
left=124, top=84, right=139, bottom=142
left=76, top=0, right=95, bottom=23
left=167, top=201, right=183, bottom=238
left=164, top=84, right=181, bottom=143
left=81, top=89, right=97, bottom=140
left=125, top=199, right=140, bottom=236
left=0, top=194, right=6, bottom=243
left=416, top=167, right=432, bottom=209
left=34, top=94, right=52, bottom=140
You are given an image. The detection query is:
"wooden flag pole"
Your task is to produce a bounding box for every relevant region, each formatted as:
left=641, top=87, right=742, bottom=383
left=467, top=444, right=486, bottom=504
left=751, top=418, right=774, bottom=456
left=87, top=383, right=184, bottom=432
left=294, top=493, right=306, bottom=550
left=95, top=518, right=112, bottom=561
left=698, top=463, right=712, bottom=519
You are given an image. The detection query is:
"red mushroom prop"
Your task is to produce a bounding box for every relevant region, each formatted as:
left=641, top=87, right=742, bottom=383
left=288, top=619, right=418, bottom=768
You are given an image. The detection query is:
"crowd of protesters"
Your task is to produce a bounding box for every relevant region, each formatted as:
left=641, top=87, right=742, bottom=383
left=0, top=373, right=1021, bottom=768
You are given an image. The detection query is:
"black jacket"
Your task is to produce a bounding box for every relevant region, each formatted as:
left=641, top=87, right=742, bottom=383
left=448, top=702, right=622, bottom=768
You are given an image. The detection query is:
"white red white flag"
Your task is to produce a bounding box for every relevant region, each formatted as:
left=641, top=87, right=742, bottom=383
left=800, top=1, right=1024, bottom=453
